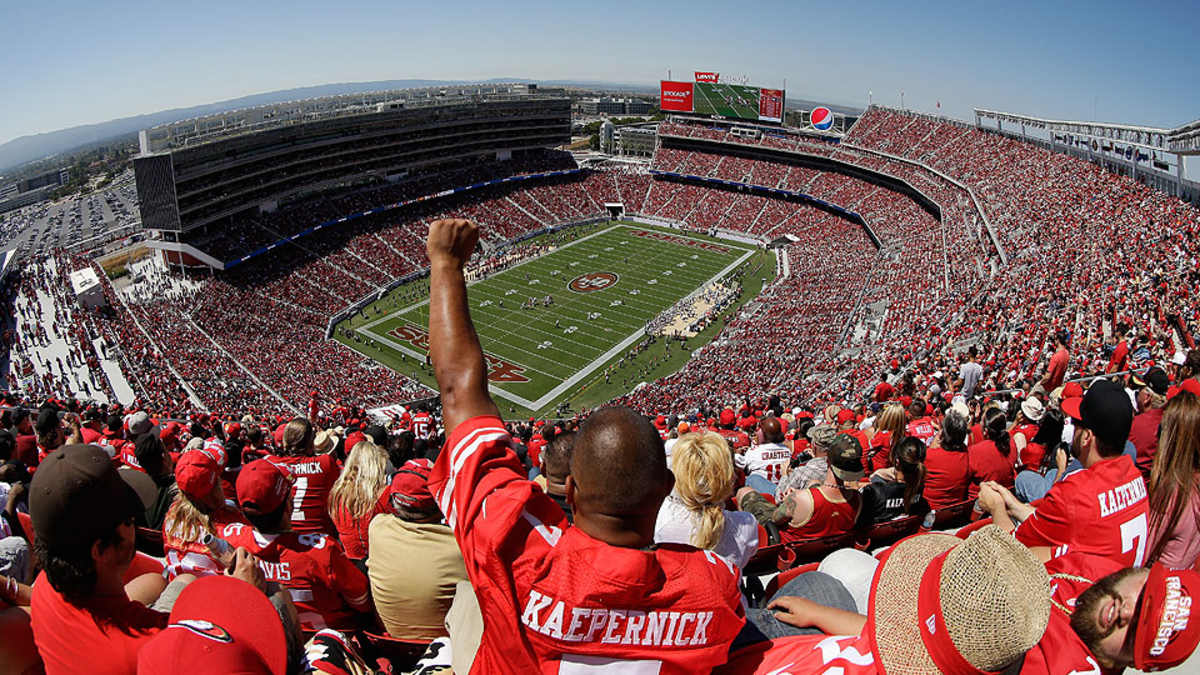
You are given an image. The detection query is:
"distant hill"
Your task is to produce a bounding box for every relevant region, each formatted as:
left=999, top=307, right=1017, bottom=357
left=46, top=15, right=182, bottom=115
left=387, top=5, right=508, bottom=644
left=0, top=78, right=863, bottom=172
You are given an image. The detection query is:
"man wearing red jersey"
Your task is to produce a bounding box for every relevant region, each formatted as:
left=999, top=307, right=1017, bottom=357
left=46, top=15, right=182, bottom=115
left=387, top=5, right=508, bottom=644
left=410, top=404, right=435, bottom=441
left=265, top=418, right=338, bottom=536
left=425, top=219, right=744, bottom=674
left=978, top=380, right=1149, bottom=566
left=902, top=398, right=937, bottom=446
left=1021, top=552, right=1200, bottom=673
left=223, top=459, right=371, bottom=632
left=1036, top=329, right=1071, bottom=395
left=714, top=408, right=750, bottom=451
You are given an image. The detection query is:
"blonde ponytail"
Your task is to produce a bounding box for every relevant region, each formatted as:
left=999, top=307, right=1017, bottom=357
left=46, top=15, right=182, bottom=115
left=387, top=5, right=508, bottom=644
left=671, top=432, right=735, bottom=551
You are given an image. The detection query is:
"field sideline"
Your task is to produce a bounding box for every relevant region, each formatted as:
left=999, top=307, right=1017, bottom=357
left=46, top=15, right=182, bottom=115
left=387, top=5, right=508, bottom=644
left=336, top=222, right=771, bottom=416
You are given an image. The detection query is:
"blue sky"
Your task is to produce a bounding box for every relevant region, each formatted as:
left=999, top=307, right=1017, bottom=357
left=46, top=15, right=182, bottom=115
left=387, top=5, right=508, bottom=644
left=2, top=0, right=1197, bottom=146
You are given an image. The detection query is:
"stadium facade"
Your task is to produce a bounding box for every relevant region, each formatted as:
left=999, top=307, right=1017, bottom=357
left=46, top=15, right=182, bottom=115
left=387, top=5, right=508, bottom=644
left=133, top=85, right=571, bottom=265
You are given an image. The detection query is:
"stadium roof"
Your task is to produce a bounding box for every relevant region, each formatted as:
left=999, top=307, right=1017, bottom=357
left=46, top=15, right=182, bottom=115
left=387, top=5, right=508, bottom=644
left=973, top=108, right=1200, bottom=155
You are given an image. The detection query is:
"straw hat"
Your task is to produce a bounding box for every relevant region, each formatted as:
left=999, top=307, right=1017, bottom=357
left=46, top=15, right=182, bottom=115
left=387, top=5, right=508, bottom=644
left=314, top=429, right=337, bottom=454
left=868, top=525, right=1050, bottom=674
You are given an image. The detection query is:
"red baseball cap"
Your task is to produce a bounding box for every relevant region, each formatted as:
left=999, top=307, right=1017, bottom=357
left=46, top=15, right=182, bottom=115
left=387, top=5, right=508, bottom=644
left=175, top=451, right=221, bottom=504
left=653, top=415, right=667, bottom=430
left=836, top=408, right=856, bottom=425
left=738, top=416, right=757, bottom=430
left=236, top=460, right=291, bottom=516
left=719, top=408, right=736, bottom=426
left=1061, top=381, right=1084, bottom=399
left=137, top=575, right=286, bottom=674
left=388, top=459, right=436, bottom=513
left=1132, top=564, right=1200, bottom=670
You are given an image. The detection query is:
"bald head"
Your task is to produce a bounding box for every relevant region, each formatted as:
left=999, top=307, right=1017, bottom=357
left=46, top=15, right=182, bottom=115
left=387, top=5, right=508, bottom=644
left=760, top=416, right=784, bottom=444
left=570, top=406, right=672, bottom=517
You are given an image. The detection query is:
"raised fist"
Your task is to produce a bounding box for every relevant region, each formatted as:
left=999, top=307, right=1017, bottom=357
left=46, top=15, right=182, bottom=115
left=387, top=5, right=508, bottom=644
left=426, top=218, right=480, bottom=269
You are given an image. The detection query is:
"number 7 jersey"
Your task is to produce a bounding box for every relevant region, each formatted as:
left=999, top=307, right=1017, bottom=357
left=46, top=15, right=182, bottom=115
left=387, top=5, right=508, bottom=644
left=265, top=453, right=340, bottom=536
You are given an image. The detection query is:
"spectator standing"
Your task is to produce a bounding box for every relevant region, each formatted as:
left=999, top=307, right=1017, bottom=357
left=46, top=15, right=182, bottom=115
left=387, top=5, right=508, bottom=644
left=957, top=346, right=984, bottom=398
left=1036, top=329, right=1071, bottom=395
left=1145, top=391, right=1200, bottom=569
left=368, top=459, right=467, bottom=640
left=266, top=418, right=339, bottom=536
left=424, top=219, right=744, bottom=672
left=327, top=440, right=389, bottom=563
left=655, top=432, right=758, bottom=569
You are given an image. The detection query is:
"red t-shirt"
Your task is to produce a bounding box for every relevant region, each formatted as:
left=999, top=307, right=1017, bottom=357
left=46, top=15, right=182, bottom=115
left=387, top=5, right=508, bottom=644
left=331, top=495, right=387, bottom=560
left=864, top=432, right=892, bottom=474
left=1020, top=553, right=1124, bottom=675
left=220, top=522, right=370, bottom=632
left=429, top=416, right=745, bottom=674
left=1015, top=455, right=1149, bottom=566
left=266, top=453, right=339, bottom=535
left=527, top=436, right=548, bottom=469
left=923, top=445, right=969, bottom=509
left=718, top=633, right=878, bottom=674
left=873, top=381, right=894, bottom=402
left=966, top=439, right=1016, bottom=499
left=1046, top=347, right=1069, bottom=390
left=30, top=571, right=167, bottom=675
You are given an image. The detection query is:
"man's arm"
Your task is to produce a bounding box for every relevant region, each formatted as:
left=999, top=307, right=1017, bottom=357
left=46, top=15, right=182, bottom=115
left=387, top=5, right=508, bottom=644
left=427, top=219, right=500, bottom=433
left=768, top=596, right=867, bottom=636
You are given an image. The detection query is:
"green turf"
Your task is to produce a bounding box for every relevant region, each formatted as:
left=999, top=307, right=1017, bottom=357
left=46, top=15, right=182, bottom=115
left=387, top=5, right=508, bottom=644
left=336, top=222, right=771, bottom=417
left=692, top=82, right=762, bottom=120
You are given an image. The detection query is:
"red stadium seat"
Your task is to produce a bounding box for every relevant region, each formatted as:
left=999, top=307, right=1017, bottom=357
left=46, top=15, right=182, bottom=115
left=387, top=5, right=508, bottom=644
left=858, top=514, right=923, bottom=550
left=933, top=500, right=977, bottom=530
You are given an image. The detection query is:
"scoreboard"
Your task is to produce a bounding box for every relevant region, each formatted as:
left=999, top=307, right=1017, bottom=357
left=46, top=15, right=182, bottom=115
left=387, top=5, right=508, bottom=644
left=660, top=78, right=785, bottom=124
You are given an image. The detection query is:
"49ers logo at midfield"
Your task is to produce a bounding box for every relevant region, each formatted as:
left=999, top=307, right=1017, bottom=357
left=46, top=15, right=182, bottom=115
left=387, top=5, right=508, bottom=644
left=568, top=272, right=619, bottom=293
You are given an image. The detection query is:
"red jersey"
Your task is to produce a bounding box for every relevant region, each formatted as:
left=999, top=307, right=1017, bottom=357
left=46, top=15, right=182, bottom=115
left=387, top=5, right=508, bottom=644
left=716, top=428, right=751, bottom=451
left=1015, top=455, right=1149, bottom=566
left=1046, top=347, right=1069, bottom=390
left=220, top=522, right=370, bottom=631
left=527, top=436, right=548, bottom=469
left=266, top=453, right=339, bottom=535
left=1020, top=553, right=1124, bottom=675
left=30, top=570, right=167, bottom=675
left=162, top=502, right=247, bottom=579
left=904, top=417, right=938, bottom=446
left=411, top=412, right=434, bottom=440
left=430, top=416, right=745, bottom=674
left=873, top=381, right=894, bottom=402
left=718, top=633, right=878, bottom=674
left=118, top=443, right=145, bottom=472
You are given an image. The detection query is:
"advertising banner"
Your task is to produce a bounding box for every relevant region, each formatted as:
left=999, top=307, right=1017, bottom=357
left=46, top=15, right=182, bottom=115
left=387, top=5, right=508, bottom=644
left=758, top=88, right=784, bottom=123
left=659, top=81, right=695, bottom=113
left=694, top=71, right=719, bottom=83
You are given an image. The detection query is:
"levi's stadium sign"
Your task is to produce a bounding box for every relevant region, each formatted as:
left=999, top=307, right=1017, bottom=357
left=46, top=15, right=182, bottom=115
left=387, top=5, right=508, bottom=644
left=694, top=71, right=719, bottom=83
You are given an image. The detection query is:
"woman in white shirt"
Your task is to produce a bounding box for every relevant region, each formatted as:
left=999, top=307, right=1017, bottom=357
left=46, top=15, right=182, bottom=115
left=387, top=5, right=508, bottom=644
left=654, top=432, right=759, bottom=569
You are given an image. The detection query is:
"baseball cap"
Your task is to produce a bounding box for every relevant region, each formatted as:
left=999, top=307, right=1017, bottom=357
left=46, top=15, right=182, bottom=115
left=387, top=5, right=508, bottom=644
left=1134, top=367, right=1170, bottom=396
left=1020, top=397, right=1045, bottom=422
left=806, top=423, right=837, bottom=451
left=30, top=444, right=143, bottom=554
left=719, top=408, right=736, bottom=427
left=128, top=411, right=156, bottom=436
left=175, top=451, right=222, bottom=504
left=236, top=460, right=291, bottom=516
left=869, top=526, right=1050, bottom=674
left=1061, top=379, right=1134, bottom=450
left=1061, top=381, right=1085, bottom=399
left=653, top=415, right=666, bottom=430
left=828, top=433, right=864, bottom=483
left=137, top=575, right=287, bottom=674
left=1131, top=564, right=1200, bottom=670
left=835, top=408, right=856, bottom=426
left=389, top=459, right=437, bottom=514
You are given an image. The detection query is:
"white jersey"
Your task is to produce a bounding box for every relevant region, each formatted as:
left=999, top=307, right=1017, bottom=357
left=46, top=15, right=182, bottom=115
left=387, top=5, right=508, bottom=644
left=735, top=442, right=791, bottom=484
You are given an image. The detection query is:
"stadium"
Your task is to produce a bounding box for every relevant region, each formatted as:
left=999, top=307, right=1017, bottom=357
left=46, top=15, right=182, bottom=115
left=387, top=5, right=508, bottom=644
left=3, top=66, right=1200, bottom=674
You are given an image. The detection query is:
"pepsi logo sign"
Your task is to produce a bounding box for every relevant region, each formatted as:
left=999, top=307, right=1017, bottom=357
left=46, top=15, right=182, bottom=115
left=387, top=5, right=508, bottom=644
left=811, top=107, right=834, bottom=131
left=568, top=272, right=619, bottom=293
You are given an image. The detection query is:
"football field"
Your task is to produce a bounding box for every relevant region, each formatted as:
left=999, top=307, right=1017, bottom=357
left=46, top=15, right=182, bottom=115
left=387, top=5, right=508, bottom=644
left=349, top=223, right=757, bottom=413
left=692, top=82, right=761, bottom=120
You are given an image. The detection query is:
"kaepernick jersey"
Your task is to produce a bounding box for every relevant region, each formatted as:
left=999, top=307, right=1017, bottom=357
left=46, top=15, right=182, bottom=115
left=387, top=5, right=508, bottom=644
left=411, top=412, right=435, bottom=440
left=1020, top=553, right=1124, bottom=675
left=161, top=502, right=247, bottom=579
left=1015, top=455, right=1149, bottom=567
left=220, top=522, right=369, bottom=632
left=429, top=416, right=746, bottom=674
left=735, top=443, right=791, bottom=484
left=718, top=633, right=878, bottom=674
left=266, top=453, right=339, bottom=535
